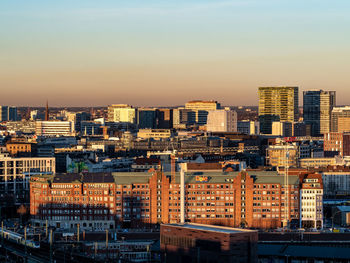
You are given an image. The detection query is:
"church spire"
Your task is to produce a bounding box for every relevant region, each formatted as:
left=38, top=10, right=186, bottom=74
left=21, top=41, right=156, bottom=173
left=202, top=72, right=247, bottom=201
left=45, top=100, right=49, bottom=121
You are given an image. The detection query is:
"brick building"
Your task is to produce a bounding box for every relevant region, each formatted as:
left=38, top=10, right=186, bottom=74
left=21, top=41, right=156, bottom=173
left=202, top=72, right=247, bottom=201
left=30, top=170, right=323, bottom=230
left=324, top=132, right=350, bottom=156
left=160, top=223, right=258, bottom=263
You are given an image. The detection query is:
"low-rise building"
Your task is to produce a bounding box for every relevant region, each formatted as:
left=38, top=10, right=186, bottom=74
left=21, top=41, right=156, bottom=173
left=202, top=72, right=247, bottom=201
left=137, top=129, right=172, bottom=140
left=160, top=223, right=258, bottom=263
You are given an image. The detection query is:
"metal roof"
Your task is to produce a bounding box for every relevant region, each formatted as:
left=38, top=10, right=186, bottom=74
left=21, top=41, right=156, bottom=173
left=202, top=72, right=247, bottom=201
left=258, top=244, right=350, bottom=259
left=162, top=223, right=255, bottom=234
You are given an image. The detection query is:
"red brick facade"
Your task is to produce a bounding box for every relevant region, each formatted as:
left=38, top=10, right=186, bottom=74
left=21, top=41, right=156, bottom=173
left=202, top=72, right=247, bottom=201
left=30, top=171, right=321, bottom=229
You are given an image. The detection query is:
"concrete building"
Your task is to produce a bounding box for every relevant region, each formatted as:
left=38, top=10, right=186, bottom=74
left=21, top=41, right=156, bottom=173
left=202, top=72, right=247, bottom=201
left=206, top=109, right=237, bottom=132
left=258, top=87, right=299, bottom=134
left=160, top=223, right=258, bottom=263
left=185, top=100, right=220, bottom=125
left=107, top=104, right=137, bottom=124
left=331, top=106, right=350, bottom=132
left=237, top=121, right=259, bottom=135
left=303, top=90, right=336, bottom=136
left=35, top=121, right=75, bottom=136
left=0, top=153, right=55, bottom=205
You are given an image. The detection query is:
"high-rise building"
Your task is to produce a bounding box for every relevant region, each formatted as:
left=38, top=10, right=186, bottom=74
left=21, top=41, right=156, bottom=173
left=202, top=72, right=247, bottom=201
left=185, top=100, right=220, bottom=125
left=331, top=106, right=350, bottom=132
left=0, top=106, right=18, bottom=121
left=107, top=104, right=137, bottom=124
left=303, top=90, right=336, bottom=136
left=206, top=108, right=237, bottom=132
left=138, top=108, right=157, bottom=129
left=258, top=87, right=298, bottom=134
left=157, top=108, right=173, bottom=129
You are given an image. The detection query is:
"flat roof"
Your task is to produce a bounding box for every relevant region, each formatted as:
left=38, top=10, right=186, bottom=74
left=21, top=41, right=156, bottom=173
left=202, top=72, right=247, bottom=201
left=162, top=223, right=256, bottom=234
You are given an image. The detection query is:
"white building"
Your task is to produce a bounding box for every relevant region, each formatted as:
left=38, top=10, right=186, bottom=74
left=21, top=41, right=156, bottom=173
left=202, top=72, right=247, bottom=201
left=0, top=153, right=55, bottom=204
left=35, top=121, right=75, bottom=136
left=206, top=109, right=237, bottom=132
left=107, top=104, right=136, bottom=124
left=300, top=174, right=323, bottom=229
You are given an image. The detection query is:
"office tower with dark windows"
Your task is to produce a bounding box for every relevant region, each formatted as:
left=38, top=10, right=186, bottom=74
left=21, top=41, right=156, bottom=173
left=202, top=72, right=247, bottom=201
left=258, top=87, right=298, bottom=134
left=303, top=90, right=336, bottom=136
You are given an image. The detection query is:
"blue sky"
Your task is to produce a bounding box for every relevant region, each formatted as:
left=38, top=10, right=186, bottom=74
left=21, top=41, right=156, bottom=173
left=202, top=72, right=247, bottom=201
left=1, top=0, right=350, bottom=106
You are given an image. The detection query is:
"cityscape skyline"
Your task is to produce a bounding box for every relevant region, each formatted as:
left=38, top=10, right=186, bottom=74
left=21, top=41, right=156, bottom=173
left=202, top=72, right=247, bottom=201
left=1, top=0, right=350, bottom=106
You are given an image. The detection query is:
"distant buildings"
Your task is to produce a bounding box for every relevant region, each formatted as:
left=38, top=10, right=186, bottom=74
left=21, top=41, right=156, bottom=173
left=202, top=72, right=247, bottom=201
left=266, top=144, right=298, bottom=167
left=137, top=129, right=172, bottom=140
left=35, top=121, right=75, bottom=136
left=185, top=100, right=220, bottom=125
left=0, top=106, right=18, bottom=121
left=206, top=108, right=237, bottom=132
left=173, top=108, right=194, bottom=128
left=331, top=106, right=350, bottom=132
left=107, top=104, right=136, bottom=124
left=303, top=90, right=335, bottom=136
left=237, top=121, right=259, bottom=135
left=258, top=87, right=298, bottom=134
left=157, top=108, right=173, bottom=129
left=271, top=121, right=293, bottom=137
left=324, top=132, right=350, bottom=157
left=137, top=108, right=157, bottom=129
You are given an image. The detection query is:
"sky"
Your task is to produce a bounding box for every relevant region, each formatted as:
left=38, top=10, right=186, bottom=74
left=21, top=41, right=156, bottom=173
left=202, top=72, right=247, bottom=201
left=1, top=0, right=350, bottom=107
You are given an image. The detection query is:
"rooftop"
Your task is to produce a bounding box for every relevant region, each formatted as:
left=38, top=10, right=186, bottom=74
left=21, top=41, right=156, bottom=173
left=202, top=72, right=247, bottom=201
left=162, top=223, right=256, bottom=234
